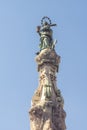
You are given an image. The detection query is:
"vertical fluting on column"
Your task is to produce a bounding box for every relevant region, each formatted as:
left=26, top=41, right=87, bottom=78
left=29, top=17, right=66, bottom=130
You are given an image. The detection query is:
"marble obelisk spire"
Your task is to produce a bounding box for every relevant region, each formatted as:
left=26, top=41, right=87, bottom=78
left=29, top=16, right=66, bottom=130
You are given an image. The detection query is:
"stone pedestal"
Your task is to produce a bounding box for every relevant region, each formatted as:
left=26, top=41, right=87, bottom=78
left=29, top=48, right=66, bottom=130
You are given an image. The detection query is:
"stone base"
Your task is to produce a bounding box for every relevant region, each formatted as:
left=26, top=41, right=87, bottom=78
left=29, top=48, right=66, bottom=130
left=35, top=48, right=60, bottom=72
left=29, top=100, right=66, bottom=130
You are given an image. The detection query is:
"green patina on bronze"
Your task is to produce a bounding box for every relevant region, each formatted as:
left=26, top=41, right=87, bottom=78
left=36, top=16, right=57, bottom=51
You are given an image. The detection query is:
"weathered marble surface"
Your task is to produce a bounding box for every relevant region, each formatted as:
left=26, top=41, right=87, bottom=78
left=29, top=101, right=66, bottom=130
left=29, top=48, right=66, bottom=130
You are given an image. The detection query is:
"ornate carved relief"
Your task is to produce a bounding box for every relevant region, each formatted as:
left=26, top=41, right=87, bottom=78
left=29, top=100, right=66, bottom=130
left=29, top=17, right=66, bottom=130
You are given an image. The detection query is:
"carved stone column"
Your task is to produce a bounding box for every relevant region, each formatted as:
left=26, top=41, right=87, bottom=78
left=29, top=17, right=66, bottom=130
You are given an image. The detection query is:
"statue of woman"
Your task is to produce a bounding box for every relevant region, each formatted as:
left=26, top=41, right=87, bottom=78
left=36, top=17, right=57, bottom=51
left=37, top=21, right=53, bottom=51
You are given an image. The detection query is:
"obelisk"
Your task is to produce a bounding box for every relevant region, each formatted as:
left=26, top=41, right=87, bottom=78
left=29, top=16, right=66, bottom=130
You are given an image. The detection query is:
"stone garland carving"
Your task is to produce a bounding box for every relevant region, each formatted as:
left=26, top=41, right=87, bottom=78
left=50, top=74, right=56, bottom=81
